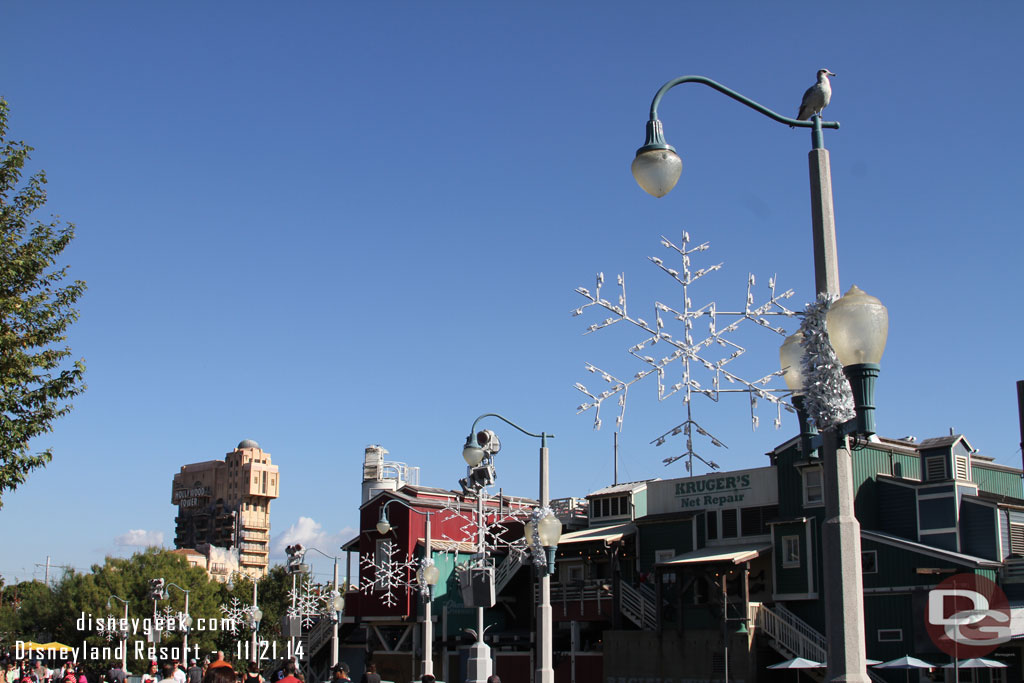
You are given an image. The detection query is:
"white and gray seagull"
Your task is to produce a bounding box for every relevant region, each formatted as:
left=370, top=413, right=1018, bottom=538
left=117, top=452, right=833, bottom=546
left=796, top=69, right=835, bottom=120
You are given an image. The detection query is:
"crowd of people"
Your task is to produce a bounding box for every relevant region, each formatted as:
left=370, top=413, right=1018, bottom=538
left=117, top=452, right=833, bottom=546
left=3, top=654, right=505, bottom=683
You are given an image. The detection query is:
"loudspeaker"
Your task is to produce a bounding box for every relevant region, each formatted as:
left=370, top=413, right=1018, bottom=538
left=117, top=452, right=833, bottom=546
left=460, top=566, right=495, bottom=608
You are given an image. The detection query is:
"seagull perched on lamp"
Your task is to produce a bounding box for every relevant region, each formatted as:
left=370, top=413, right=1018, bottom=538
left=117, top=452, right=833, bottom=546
left=796, top=69, right=835, bottom=120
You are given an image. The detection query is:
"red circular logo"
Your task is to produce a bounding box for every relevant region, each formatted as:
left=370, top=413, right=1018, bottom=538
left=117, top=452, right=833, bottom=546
left=924, top=573, right=1010, bottom=658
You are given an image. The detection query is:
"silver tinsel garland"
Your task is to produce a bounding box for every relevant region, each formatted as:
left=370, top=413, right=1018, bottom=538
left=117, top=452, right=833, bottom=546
left=798, top=294, right=855, bottom=430
left=527, top=506, right=555, bottom=570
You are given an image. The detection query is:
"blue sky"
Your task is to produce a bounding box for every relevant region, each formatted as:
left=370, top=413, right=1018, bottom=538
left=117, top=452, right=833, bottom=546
left=1, top=2, right=1022, bottom=585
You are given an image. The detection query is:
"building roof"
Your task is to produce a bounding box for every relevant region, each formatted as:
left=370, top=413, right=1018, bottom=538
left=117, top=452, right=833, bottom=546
left=657, top=541, right=771, bottom=567
left=237, top=439, right=260, bottom=449
left=587, top=480, right=655, bottom=497
left=559, top=522, right=636, bottom=546
left=916, top=434, right=974, bottom=451
left=861, top=529, right=1002, bottom=568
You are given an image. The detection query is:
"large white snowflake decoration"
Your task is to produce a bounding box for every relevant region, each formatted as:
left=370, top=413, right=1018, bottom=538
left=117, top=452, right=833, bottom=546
left=158, top=605, right=187, bottom=636
left=218, top=596, right=256, bottom=635
left=358, top=542, right=418, bottom=608
left=287, top=579, right=336, bottom=628
left=574, top=231, right=798, bottom=473
left=433, top=500, right=532, bottom=567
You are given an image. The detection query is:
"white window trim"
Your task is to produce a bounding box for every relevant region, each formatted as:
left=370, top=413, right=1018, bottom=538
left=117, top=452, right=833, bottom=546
left=803, top=467, right=824, bottom=507
left=862, top=550, right=878, bottom=575
left=782, top=535, right=800, bottom=568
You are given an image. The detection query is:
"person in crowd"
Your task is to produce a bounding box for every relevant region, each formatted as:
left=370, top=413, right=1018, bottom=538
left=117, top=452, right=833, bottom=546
left=243, top=662, right=261, bottom=683
left=105, top=662, right=125, bottom=683
left=275, top=661, right=299, bottom=683
left=141, top=661, right=159, bottom=683
left=486, top=677, right=500, bottom=683
left=185, top=660, right=202, bottom=683
left=201, top=664, right=235, bottom=683
left=170, top=661, right=185, bottom=683
left=158, top=664, right=177, bottom=683
left=357, top=664, right=378, bottom=683
left=420, top=675, right=435, bottom=683
left=207, top=654, right=229, bottom=671
left=327, top=665, right=349, bottom=683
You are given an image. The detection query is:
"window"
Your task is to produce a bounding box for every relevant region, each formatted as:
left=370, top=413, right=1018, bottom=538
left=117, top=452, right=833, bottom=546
left=861, top=550, right=877, bottom=574
left=602, top=498, right=610, bottom=516
left=706, top=511, right=718, bottom=541
left=591, top=499, right=599, bottom=518
left=721, top=509, right=738, bottom=538
left=804, top=468, right=823, bottom=506
left=1010, top=523, right=1024, bottom=556
left=926, top=455, right=947, bottom=481
left=954, top=455, right=970, bottom=481
left=741, top=505, right=777, bottom=537
left=877, top=629, right=902, bottom=642
left=782, top=536, right=800, bottom=568
left=611, top=497, right=620, bottom=516
left=567, top=565, right=584, bottom=583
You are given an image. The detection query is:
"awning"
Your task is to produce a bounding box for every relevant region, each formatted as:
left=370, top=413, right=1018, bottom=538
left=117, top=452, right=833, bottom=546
left=657, top=541, right=771, bottom=567
left=558, top=522, right=636, bottom=545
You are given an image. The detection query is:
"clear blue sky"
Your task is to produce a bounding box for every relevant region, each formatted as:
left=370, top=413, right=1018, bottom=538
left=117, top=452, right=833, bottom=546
left=2, top=2, right=1022, bottom=585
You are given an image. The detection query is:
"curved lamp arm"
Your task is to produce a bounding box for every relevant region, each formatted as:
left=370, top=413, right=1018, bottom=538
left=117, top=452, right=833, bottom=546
left=306, top=547, right=342, bottom=562
left=164, top=582, right=189, bottom=596
left=642, top=75, right=839, bottom=151
left=466, top=412, right=553, bottom=448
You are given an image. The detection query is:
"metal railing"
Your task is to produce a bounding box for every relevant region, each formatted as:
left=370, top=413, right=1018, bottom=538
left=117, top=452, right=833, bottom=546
left=619, top=581, right=657, bottom=630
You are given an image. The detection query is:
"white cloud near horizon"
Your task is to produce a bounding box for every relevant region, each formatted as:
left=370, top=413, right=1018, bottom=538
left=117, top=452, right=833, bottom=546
left=114, top=529, right=164, bottom=546
left=270, top=517, right=357, bottom=579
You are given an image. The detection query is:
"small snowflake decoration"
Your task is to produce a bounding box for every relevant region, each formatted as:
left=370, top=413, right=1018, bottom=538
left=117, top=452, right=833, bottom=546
left=287, top=580, right=335, bottom=629
left=358, top=542, right=418, bottom=608
left=219, top=596, right=255, bottom=635
left=433, top=501, right=531, bottom=567
left=575, top=232, right=798, bottom=473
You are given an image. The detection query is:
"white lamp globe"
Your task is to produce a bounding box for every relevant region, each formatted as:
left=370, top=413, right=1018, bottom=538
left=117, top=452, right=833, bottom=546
left=537, top=515, right=563, bottom=547
left=826, top=285, right=889, bottom=366
left=779, top=332, right=806, bottom=394
left=631, top=148, right=682, bottom=198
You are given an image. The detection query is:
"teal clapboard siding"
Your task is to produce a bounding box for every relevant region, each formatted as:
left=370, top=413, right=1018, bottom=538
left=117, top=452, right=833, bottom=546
left=960, top=499, right=999, bottom=560
left=972, top=464, right=1024, bottom=498
left=773, top=520, right=812, bottom=596
left=633, top=489, right=648, bottom=518
left=864, top=594, right=916, bottom=663
left=637, top=518, right=693, bottom=572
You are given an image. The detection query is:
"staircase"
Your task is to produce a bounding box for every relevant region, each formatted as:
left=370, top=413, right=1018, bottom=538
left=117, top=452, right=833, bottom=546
left=751, top=602, right=887, bottom=683
left=494, top=551, right=524, bottom=594
left=619, top=581, right=656, bottom=630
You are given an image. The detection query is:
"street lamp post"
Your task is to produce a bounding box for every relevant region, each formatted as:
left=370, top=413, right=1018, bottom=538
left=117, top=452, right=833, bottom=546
left=106, top=595, right=129, bottom=672
left=306, top=547, right=347, bottom=669
left=631, top=75, right=870, bottom=682
left=375, top=501, right=440, bottom=678
left=462, top=413, right=559, bottom=683
left=164, top=583, right=192, bottom=664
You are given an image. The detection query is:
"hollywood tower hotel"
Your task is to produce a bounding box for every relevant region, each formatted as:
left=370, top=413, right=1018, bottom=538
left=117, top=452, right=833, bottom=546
left=171, top=439, right=280, bottom=578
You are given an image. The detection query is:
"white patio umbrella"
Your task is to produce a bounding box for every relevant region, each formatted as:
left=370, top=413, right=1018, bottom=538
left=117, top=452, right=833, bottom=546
left=942, top=658, right=1007, bottom=669
left=874, top=656, right=935, bottom=683
left=767, top=657, right=824, bottom=682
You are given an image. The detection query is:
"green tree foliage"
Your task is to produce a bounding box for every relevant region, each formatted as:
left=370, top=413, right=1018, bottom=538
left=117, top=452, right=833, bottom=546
left=0, top=550, right=304, bottom=672
left=0, top=97, right=86, bottom=506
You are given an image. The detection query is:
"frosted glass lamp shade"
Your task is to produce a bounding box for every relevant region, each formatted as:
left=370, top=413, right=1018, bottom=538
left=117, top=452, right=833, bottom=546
left=632, top=148, right=682, bottom=198
left=462, top=443, right=485, bottom=467
left=779, top=332, right=806, bottom=393
left=826, top=285, right=889, bottom=366
left=422, top=565, right=440, bottom=586
left=537, top=515, right=563, bottom=547
left=376, top=519, right=391, bottom=535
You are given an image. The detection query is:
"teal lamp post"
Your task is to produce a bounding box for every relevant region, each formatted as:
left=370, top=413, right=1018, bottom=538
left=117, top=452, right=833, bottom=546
left=632, top=74, right=870, bottom=683
left=375, top=499, right=439, bottom=678
left=462, top=413, right=558, bottom=683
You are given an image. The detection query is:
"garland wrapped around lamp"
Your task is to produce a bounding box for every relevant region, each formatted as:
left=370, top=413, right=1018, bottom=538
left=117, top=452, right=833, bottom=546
left=525, top=506, right=561, bottom=574
left=798, top=294, right=855, bottom=431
